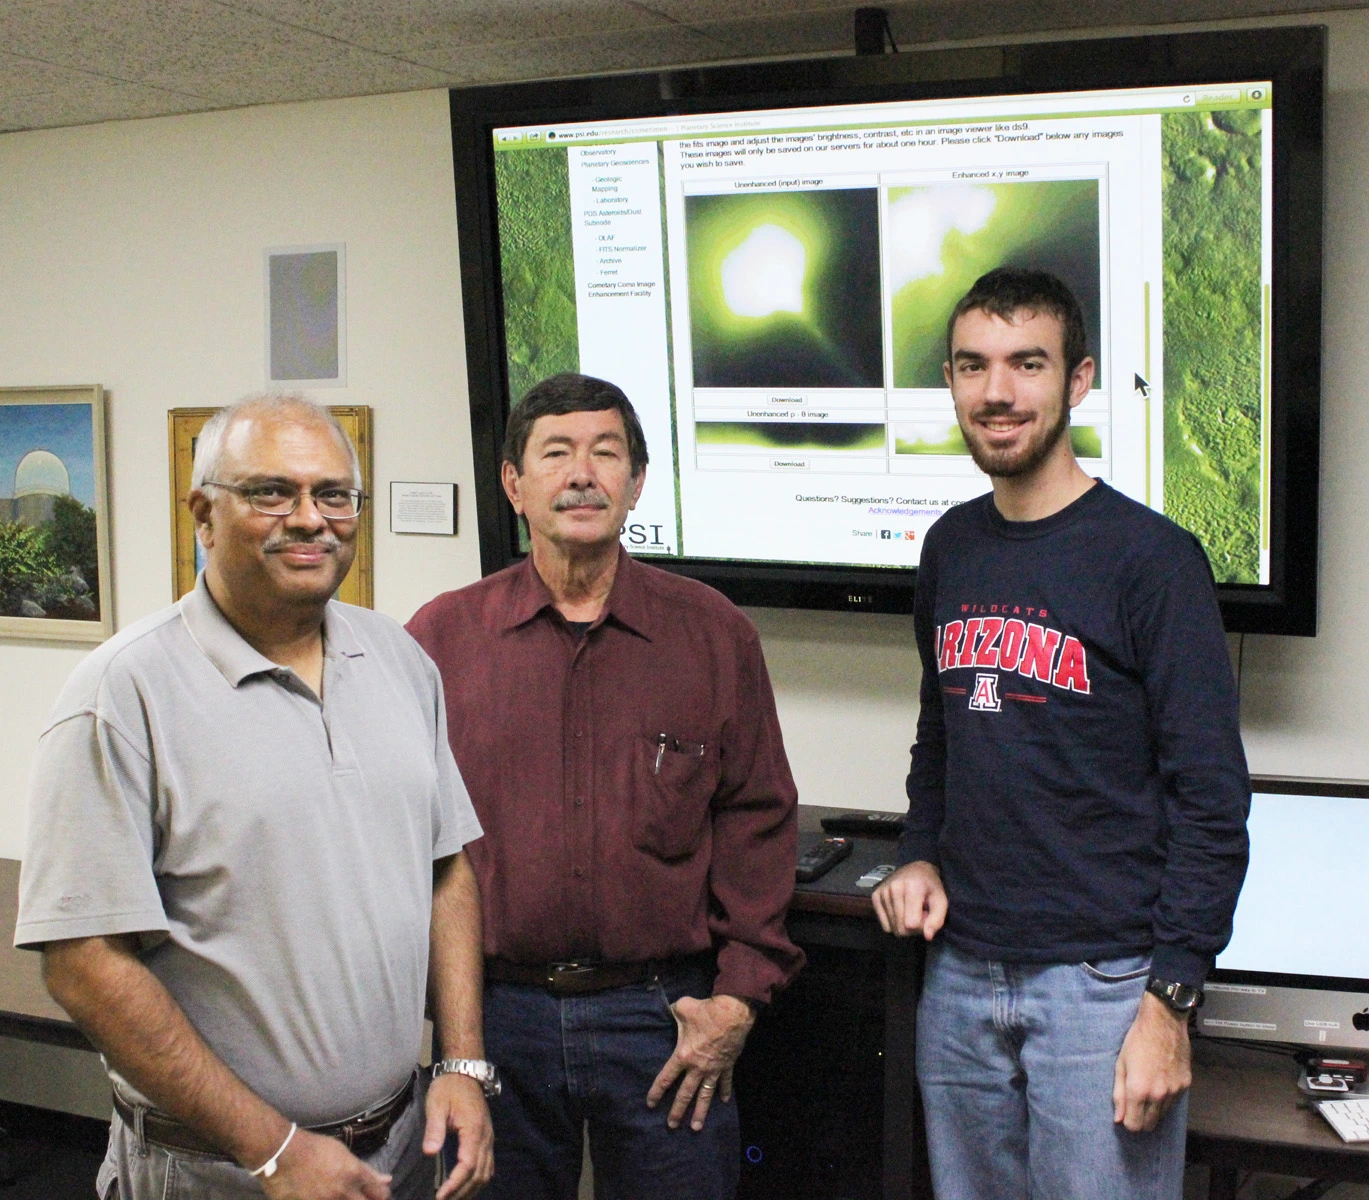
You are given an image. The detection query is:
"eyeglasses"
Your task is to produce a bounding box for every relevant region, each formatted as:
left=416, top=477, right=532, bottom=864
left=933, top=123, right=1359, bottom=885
left=204, top=481, right=367, bottom=519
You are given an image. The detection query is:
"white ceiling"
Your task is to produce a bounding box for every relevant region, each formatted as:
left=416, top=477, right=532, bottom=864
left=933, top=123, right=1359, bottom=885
left=0, top=0, right=1359, bottom=135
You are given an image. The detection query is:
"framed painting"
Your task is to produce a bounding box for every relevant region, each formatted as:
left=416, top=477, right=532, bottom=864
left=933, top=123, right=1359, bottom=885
left=0, top=385, right=113, bottom=643
left=168, top=405, right=373, bottom=608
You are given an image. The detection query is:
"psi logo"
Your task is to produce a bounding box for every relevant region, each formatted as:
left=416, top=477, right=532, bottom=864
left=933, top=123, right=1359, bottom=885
left=968, top=673, right=1001, bottom=712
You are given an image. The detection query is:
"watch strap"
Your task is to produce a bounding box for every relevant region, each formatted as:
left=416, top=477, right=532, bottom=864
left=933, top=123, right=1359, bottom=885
left=1145, top=976, right=1204, bottom=1012
left=432, top=1057, right=502, bottom=1097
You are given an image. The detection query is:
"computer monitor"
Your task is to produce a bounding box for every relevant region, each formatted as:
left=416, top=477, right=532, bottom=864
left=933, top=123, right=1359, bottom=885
left=1201, top=779, right=1369, bottom=1052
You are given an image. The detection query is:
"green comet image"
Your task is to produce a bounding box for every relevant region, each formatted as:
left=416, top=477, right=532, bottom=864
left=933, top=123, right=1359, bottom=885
left=1161, top=110, right=1263, bottom=584
left=494, top=147, right=579, bottom=402
left=686, top=189, right=883, bottom=388
left=893, top=423, right=968, bottom=455
left=1070, top=426, right=1103, bottom=460
left=892, top=423, right=1102, bottom=458
left=890, top=179, right=1101, bottom=389
left=696, top=422, right=885, bottom=451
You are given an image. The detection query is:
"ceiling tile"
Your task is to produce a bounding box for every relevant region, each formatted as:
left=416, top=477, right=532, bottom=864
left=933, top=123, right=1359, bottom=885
left=0, top=53, right=110, bottom=101
left=412, top=23, right=725, bottom=82
left=879, top=0, right=1367, bottom=47
left=1, top=0, right=367, bottom=86
left=0, top=79, right=214, bottom=133
left=221, top=0, right=671, bottom=56
left=643, top=0, right=848, bottom=22
left=170, top=48, right=451, bottom=106
left=683, top=8, right=855, bottom=58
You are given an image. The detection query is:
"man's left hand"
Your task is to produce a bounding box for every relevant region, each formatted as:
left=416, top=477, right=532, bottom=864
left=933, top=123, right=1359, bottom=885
left=423, top=1073, right=494, bottom=1200
left=647, top=994, right=756, bottom=1132
left=1112, top=991, right=1192, bottom=1133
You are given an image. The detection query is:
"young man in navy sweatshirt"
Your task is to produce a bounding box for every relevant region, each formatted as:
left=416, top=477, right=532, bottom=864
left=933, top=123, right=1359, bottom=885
left=874, top=268, right=1249, bottom=1199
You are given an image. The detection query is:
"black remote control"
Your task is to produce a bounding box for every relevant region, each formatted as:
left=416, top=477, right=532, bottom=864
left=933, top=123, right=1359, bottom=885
left=820, top=811, right=904, bottom=838
left=795, top=837, right=853, bottom=883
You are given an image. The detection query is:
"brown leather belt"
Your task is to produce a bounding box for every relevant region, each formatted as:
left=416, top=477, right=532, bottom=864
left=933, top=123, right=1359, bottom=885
left=485, top=957, right=657, bottom=995
left=112, top=1073, right=414, bottom=1163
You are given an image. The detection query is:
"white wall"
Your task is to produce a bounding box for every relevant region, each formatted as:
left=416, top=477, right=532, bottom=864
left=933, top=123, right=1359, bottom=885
left=1237, top=10, right=1369, bottom=776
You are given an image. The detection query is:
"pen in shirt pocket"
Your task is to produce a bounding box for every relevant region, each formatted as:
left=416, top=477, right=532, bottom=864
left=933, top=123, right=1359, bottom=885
left=653, top=733, right=707, bottom=774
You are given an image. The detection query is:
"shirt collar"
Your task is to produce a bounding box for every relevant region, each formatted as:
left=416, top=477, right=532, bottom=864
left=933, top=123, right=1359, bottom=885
left=501, top=547, right=654, bottom=641
left=179, top=571, right=364, bottom=688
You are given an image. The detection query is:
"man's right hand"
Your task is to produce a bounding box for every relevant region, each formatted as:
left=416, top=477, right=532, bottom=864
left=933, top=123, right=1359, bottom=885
left=872, top=861, right=948, bottom=939
left=261, top=1128, right=392, bottom=1200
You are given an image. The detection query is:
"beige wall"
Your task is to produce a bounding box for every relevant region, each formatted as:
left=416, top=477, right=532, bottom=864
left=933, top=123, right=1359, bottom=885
left=0, top=4, right=1364, bottom=1111
left=0, top=89, right=482, bottom=860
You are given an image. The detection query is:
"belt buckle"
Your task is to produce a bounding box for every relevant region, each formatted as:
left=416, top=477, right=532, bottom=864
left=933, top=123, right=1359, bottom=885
left=546, top=961, right=598, bottom=992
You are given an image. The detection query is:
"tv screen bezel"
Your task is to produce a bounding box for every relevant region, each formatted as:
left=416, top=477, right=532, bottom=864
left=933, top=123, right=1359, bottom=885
left=450, top=24, right=1324, bottom=634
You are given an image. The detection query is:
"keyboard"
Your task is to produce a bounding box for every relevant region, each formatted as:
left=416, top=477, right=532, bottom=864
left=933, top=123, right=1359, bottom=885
left=1317, top=1098, right=1369, bottom=1143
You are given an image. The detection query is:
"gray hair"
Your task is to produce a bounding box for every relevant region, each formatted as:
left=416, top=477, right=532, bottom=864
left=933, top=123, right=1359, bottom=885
left=190, top=392, right=361, bottom=490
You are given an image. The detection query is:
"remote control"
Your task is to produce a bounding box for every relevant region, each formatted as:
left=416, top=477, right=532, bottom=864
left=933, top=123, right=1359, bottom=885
left=820, top=811, right=904, bottom=838
left=795, top=837, right=853, bottom=883
left=855, top=863, right=896, bottom=888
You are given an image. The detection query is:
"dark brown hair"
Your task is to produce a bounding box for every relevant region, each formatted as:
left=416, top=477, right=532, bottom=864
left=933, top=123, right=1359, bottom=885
left=946, top=267, right=1089, bottom=375
left=502, top=373, right=649, bottom=476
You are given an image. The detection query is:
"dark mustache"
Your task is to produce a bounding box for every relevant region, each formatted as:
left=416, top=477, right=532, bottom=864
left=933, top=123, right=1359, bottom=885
left=553, top=489, right=611, bottom=511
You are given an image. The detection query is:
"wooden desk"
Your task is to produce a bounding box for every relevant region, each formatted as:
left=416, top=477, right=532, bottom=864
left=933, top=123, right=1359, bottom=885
left=1188, top=1038, right=1369, bottom=1196
left=0, top=858, right=90, bottom=1050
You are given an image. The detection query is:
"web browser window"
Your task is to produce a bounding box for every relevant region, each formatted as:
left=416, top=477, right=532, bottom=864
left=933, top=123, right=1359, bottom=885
left=492, top=81, right=1272, bottom=583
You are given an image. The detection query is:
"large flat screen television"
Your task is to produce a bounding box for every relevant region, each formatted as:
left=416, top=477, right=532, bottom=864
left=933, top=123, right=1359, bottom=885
left=450, top=25, right=1323, bottom=633
left=1201, top=778, right=1369, bottom=1053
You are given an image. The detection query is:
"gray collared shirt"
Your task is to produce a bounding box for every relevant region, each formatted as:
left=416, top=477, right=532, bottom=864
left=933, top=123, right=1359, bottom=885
left=16, top=574, right=482, bottom=1125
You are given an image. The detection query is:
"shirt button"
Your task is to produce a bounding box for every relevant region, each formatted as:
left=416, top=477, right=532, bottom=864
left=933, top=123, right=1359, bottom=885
left=574, top=798, right=585, bottom=807
left=575, top=730, right=584, bottom=739
left=573, top=867, right=585, bottom=878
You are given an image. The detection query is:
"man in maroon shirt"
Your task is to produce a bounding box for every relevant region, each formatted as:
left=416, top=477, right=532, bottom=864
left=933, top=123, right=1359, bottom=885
left=407, top=373, right=802, bottom=1200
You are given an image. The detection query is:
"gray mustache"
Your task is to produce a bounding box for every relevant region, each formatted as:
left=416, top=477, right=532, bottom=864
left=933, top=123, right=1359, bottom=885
left=264, top=532, right=341, bottom=552
left=553, top=490, right=610, bottom=511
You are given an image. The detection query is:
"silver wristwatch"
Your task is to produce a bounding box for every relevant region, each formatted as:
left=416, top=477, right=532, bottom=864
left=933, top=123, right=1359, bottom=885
left=432, top=1057, right=502, bottom=1097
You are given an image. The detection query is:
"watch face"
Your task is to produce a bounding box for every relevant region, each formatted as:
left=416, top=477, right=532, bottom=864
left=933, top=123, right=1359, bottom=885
left=1149, top=978, right=1203, bottom=1011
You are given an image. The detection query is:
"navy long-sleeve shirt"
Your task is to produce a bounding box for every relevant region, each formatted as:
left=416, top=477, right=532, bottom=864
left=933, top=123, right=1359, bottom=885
left=897, top=482, right=1250, bottom=987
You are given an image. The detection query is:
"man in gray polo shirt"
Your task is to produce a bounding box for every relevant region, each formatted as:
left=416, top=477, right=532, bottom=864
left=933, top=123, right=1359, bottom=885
left=16, top=395, right=494, bottom=1200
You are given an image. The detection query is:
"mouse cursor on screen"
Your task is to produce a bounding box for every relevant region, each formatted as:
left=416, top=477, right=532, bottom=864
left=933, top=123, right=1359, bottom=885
left=1134, top=373, right=1151, bottom=399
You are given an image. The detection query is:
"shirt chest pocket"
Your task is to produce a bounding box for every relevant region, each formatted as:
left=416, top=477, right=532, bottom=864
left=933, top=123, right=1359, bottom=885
left=632, top=732, right=723, bottom=861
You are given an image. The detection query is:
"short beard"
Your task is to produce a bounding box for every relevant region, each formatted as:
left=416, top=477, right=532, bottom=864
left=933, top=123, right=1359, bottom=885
left=961, top=383, right=1072, bottom=479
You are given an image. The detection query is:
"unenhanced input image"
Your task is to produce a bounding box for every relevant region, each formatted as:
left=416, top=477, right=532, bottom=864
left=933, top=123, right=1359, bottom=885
left=685, top=188, right=884, bottom=393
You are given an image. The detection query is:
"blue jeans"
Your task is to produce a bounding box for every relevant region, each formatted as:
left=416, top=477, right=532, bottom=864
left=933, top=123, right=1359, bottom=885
left=475, top=960, right=739, bottom=1200
left=916, top=941, right=1187, bottom=1200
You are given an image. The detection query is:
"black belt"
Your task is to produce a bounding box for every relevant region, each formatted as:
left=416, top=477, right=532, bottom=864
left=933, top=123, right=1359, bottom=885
left=112, top=1072, right=414, bottom=1163
left=485, top=952, right=715, bottom=996
left=485, top=958, right=656, bottom=995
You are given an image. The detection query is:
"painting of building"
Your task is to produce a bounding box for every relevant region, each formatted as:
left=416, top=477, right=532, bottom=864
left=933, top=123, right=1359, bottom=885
left=0, top=389, right=111, bottom=640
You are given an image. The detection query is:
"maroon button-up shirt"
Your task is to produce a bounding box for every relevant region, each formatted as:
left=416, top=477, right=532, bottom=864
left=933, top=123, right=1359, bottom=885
left=407, top=550, right=803, bottom=1005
